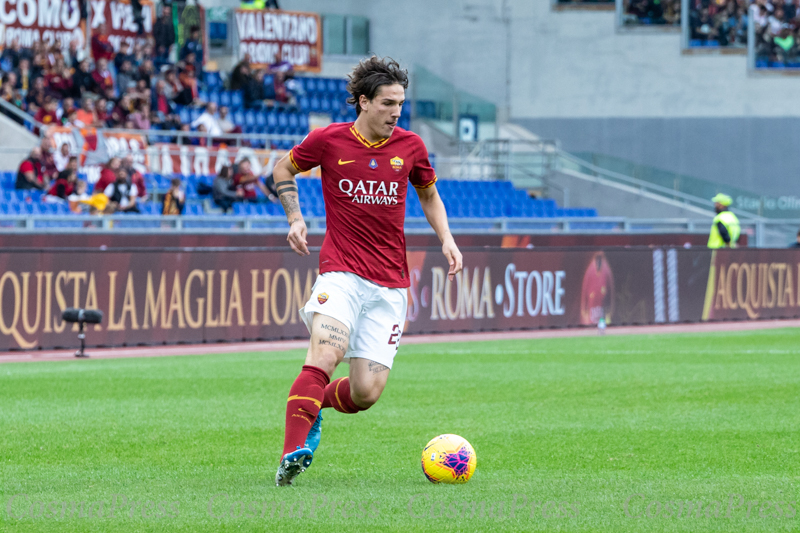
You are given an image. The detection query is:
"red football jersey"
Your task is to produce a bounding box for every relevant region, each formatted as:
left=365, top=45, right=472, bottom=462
left=289, top=122, right=437, bottom=288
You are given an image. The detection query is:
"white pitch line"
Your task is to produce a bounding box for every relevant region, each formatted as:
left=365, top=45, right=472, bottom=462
left=0, top=319, right=798, bottom=364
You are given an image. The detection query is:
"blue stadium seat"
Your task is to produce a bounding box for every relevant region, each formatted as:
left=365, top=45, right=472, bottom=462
left=231, top=91, right=243, bottom=108
left=208, top=91, right=220, bottom=106
left=179, top=107, right=191, bottom=124
left=220, top=91, right=231, bottom=108
left=232, top=109, right=245, bottom=126
left=198, top=89, right=208, bottom=103
left=190, top=107, right=202, bottom=122
left=244, top=109, right=256, bottom=127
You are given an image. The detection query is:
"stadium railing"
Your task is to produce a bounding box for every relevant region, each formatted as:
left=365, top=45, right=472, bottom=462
left=568, top=151, right=800, bottom=220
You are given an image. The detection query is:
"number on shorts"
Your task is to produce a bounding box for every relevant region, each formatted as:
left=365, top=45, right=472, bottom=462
left=388, top=324, right=401, bottom=348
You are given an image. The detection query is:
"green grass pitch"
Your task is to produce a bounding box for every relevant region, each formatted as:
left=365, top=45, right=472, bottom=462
left=1, top=328, right=799, bottom=532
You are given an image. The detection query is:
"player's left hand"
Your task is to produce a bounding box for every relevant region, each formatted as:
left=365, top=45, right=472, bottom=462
left=442, top=238, right=462, bottom=281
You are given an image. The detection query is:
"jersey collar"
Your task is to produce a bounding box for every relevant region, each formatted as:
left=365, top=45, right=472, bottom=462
left=350, top=124, right=390, bottom=149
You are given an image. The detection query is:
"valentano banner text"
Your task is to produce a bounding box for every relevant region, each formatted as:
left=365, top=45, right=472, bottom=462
left=1, top=248, right=798, bottom=351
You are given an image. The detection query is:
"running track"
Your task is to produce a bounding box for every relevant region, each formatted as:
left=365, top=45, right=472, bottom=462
left=0, top=319, right=798, bottom=364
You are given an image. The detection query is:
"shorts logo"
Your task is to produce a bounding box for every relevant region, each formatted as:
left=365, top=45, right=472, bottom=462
left=369, top=159, right=378, bottom=169
left=317, top=292, right=329, bottom=305
left=390, top=156, right=404, bottom=171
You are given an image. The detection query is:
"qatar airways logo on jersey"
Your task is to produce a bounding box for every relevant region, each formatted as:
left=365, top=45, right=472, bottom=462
left=339, top=179, right=400, bottom=205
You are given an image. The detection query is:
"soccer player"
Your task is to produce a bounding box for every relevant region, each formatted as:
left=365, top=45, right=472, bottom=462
left=271, top=57, right=463, bottom=486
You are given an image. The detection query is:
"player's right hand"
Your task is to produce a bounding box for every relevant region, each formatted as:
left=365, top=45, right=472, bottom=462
left=287, top=218, right=310, bottom=256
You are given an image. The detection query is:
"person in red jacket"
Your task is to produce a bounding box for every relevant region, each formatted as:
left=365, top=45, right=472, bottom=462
left=33, top=97, right=60, bottom=128
left=91, top=23, right=115, bottom=62
left=47, top=169, right=78, bottom=200
left=92, top=58, right=114, bottom=94
left=122, top=155, right=148, bottom=200
left=95, top=157, right=121, bottom=193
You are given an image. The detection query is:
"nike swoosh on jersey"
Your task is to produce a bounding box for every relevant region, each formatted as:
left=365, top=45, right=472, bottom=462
left=338, top=159, right=355, bottom=165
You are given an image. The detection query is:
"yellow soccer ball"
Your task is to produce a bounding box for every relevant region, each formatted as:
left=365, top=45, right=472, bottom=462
left=421, top=434, right=476, bottom=484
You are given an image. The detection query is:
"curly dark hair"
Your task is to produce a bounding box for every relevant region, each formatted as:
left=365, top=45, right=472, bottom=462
left=346, top=56, right=408, bottom=116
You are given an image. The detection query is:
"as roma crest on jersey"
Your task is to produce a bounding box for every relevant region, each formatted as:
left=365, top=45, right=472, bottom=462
left=317, top=293, right=329, bottom=305
left=390, top=156, right=404, bottom=171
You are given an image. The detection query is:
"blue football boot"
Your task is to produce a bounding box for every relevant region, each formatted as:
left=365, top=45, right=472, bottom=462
left=305, top=412, right=323, bottom=453
left=275, top=446, right=313, bottom=487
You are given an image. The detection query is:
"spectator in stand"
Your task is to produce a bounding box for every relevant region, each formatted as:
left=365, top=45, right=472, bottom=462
left=121, top=154, right=147, bottom=200
left=1, top=82, right=23, bottom=114
left=31, top=52, right=47, bottom=79
left=71, top=59, right=97, bottom=98
left=66, top=39, right=83, bottom=68
left=47, top=168, right=78, bottom=200
left=180, top=26, right=204, bottom=73
left=25, top=76, right=47, bottom=113
left=16, top=147, right=47, bottom=190
left=95, top=97, right=110, bottom=125
left=67, top=179, right=93, bottom=213
left=152, top=80, right=175, bottom=117
left=162, top=178, right=185, bottom=215
left=117, top=59, right=137, bottom=94
left=229, top=58, right=251, bottom=91
left=92, top=58, right=115, bottom=95
left=53, top=144, right=73, bottom=172
left=109, top=94, right=133, bottom=125
left=625, top=0, right=680, bottom=25
left=104, top=168, right=140, bottom=213
left=59, top=97, right=76, bottom=121
left=154, top=5, right=175, bottom=65
left=191, top=102, right=223, bottom=136
left=213, top=165, right=243, bottom=213
left=218, top=106, right=242, bottom=135
left=40, top=137, right=59, bottom=182
left=774, top=24, right=796, bottom=62
left=1, top=39, right=25, bottom=70
left=3, top=72, right=19, bottom=94
left=95, top=157, right=122, bottom=193
left=114, top=41, right=135, bottom=72
left=162, top=68, right=182, bottom=99
left=91, top=22, right=115, bottom=62
left=138, top=59, right=155, bottom=89
left=16, top=57, right=34, bottom=94
left=243, top=69, right=268, bottom=109
left=46, top=60, right=74, bottom=99
left=128, top=100, right=151, bottom=130
left=177, top=60, right=199, bottom=103
left=63, top=109, right=80, bottom=127
left=33, top=96, right=60, bottom=128
left=74, top=97, right=100, bottom=127
left=233, top=159, right=270, bottom=201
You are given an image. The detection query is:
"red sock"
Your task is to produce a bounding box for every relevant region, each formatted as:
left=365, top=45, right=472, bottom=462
left=320, top=377, right=367, bottom=414
left=282, top=365, right=330, bottom=457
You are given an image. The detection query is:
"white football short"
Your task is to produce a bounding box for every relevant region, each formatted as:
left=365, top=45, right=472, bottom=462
left=299, top=271, right=408, bottom=369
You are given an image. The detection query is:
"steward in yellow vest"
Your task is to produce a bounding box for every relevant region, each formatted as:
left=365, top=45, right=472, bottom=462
left=708, top=193, right=740, bottom=248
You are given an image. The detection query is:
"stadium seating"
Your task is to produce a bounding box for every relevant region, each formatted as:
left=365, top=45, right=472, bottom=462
left=0, top=172, right=597, bottom=225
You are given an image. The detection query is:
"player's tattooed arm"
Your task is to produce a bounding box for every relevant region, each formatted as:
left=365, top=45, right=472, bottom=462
left=273, top=153, right=309, bottom=256
left=368, top=362, right=389, bottom=374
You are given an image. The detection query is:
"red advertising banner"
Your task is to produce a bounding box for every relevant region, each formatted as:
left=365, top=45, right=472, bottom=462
left=234, top=9, right=322, bottom=71
left=3, top=247, right=797, bottom=351
left=700, top=249, right=800, bottom=321
left=0, top=0, right=86, bottom=50
left=89, top=0, right=155, bottom=52
left=0, top=248, right=655, bottom=351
